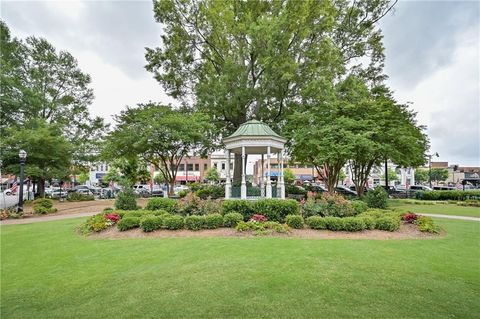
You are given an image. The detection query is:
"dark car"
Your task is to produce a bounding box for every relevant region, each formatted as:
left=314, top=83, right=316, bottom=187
left=335, top=185, right=357, bottom=197
left=150, top=186, right=164, bottom=197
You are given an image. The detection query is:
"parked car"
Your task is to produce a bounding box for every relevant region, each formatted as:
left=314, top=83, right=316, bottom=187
left=174, top=185, right=189, bottom=195
left=409, top=185, right=433, bottom=192
left=335, top=185, right=357, bottom=197
left=47, top=189, right=68, bottom=199
left=150, top=185, right=164, bottom=197
left=76, top=189, right=93, bottom=196
left=433, top=186, right=456, bottom=191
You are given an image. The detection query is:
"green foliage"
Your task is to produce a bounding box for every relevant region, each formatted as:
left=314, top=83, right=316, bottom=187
left=301, top=198, right=323, bottom=218
left=429, top=168, right=449, bottom=183
left=194, top=184, right=225, bottom=199
left=235, top=221, right=289, bottom=234
left=283, top=168, right=295, bottom=184
left=381, top=168, right=399, bottom=182
left=323, top=217, right=345, bottom=231
left=163, top=215, right=184, bottom=230
left=204, top=168, right=220, bottom=183
left=342, top=217, right=366, bottom=232
left=306, top=216, right=327, bottom=230
left=375, top=217, right=400, bottom=232
left=67, top=192, right=95, bottom=202
left=115, top=189, right=138, bottom=210
left=415, top=216, right=440, bottom=233
left=360, top=217, right=376, bottom=230
left=285, top=215, right=304, bottom=229
left=317, top=193, right=355, bottom=217
left=117, top=217, right=140, bottom=231
left=414, top=169, right=429, bottom=184
left=78, top=171, right=89, bottom=185
left=205, top=213, right=223, bottom=229
left=174, top=193, right=202, bottom=215
left=102, top=207, right=114, bottom=213
left=145, top=198, right=176, bottom=212
left=185, top=215, right=206, bottom=231
left=119, top=210, right=154, bottom=219
left=416, top=190, right=480, bottom=201
left=152, top=209, right=170, bottom=216
left=222, top=200, right=255, bottom=220
left=351, top=200, right=369, bottom=214
left=32, top=198, right=56, bottom=214
left=253, top=199, right=300, bottom=222
left=82, top=214, right=109, bottom=234
left=140, top=216, right=163, bottom=232
left=365, top=187, right=388, bottom=209
left=33, top=198, right=53, bottom=209
left=223, top=212, right=244, bottom=228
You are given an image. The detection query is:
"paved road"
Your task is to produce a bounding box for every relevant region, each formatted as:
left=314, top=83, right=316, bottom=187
left=419, top=213, right=480, bottom=222
left=0, top=194, right=18, bottom=209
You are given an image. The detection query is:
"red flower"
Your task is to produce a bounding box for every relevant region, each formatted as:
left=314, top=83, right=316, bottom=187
left=402, top=213, right=417, bottom=223
left=105, top=213, right=120, bottom=223
left=250, top=214, right=268, bottom=222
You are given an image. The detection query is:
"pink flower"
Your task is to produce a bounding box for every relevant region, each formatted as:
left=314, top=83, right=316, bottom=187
left=105, top=213, right=120, bottom=223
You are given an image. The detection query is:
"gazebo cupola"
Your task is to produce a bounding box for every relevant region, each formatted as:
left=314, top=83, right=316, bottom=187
left=223, top=119, right=287, bottom=200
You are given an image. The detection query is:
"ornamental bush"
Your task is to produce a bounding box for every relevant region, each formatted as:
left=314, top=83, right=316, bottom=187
left=205, top=213, right=223, bottom=229
left=117, top=217, right=140, bottom=231
left=222, top=200, right=255, bottom=220
left=402, top=212, right=418, bottom=223
left=306, top=216, right=327, bottom=230
left=351, top=200, right=369, bottom=215
left=83, top=214, right=108, bottom=233
left=33, top=198, right=53, bottom=208
left=185, top=215, right=206, bottom=230
left=194, top=185, right=225, bottom=199
left=375, top=217, right=400, bottom=232
left=324, top=217, right=345, bottom=231
left=360, top=216, right=376, bottom=230
left=115, top=189, right=138, bottom=210
left=415, top=216, right=440, bottom=233
left=145, top=198, right=176, bottom=212
left=33, top=198, right=57, bottom=214
left=223, top=212, right=243, bottom=227
left=342, top=217, right=365, bottom=232
left=285, top=214, right=304, bottom=229
left=365, top=187, right=388, bottom=209
left=121, top=210, right=154, bottom=218
left=416, top=190, right=480, bottom=201
left=163, top=215, right=184, bottom=230
left=140, top=216, right=163, bottom=232
left=67, top=192, right=95, bottom=201
left=301, top=197, right=324, bottom=218
left=253, top=199, right=300, bottom=222
left=317, top=193, right=355, bottom=217
left=174, top=193, right=202, bottom=215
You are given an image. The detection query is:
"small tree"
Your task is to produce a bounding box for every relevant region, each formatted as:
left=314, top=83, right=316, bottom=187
left=78, top=171, right=89, bottom=185
left=415, top=169, right=429, bottom=184
left=205, top=168, right=220, bottom=184
left=430, top=168, right=448, bottom=183
left=381, top=168, right=399, bottom=184
left=283, top=168, right=295, bottom=185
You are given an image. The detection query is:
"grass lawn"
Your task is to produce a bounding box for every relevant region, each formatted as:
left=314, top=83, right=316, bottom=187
left=389, top=199, right=480, bottom=217
left=1, top=217, right=479, bottom=319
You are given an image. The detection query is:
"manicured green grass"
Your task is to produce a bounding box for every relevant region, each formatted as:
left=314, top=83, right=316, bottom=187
left=389, top=199, right=480, bottom=217
left=1, top=217, right=479, bottom=319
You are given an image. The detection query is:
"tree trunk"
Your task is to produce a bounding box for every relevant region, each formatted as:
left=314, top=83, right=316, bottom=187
left=38, top=178, right=46, bottom=198
left=169, top=180, right=175, bottom=196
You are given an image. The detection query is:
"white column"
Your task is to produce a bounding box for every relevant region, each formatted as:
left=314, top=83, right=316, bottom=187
left=260, top=154, right=265, bottom=197
left=280, top=150, right=285, bottom=199
left=266, top=146, right=272, bottom=198
left=225, top=150, right=231, bottom=199
left=241, top=146, right=247, bottom=199
left=276, top=153, right=281, bottom=197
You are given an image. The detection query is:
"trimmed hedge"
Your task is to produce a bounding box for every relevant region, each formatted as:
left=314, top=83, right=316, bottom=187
left=285, top=215, right=304, bottom=229
left=306, top=216, right=327, bottom=230
left=223, top=212, right=243, bottom=227
left=360, top=216, right=376, bottom=230
left=324, top=217, right=345, bottom=231
left=416, top=190, right=480, bottom=201
left=222, top=199, right=300, bottom=222
left=145, top=198, right=176, bottom=212
left=117, top=217, right=140, bottom=231
left=351, top=200, right=368, bottom=215
left=375, top=217, right=400, bottom=232
left=163, top=215, right=184, bottom=230
left=205, top=213, right=223, bottom=229
left=342, top=217, right=365, bottom=232
left=140, top=216, right=163, bottom=232
left=185, top=215, right=206, bottom=230
left=415, top=216, right=440, bottom=233
left=222, top=200, right=255, bottom=220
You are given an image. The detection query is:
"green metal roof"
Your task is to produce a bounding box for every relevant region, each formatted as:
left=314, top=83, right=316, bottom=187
left=226, top=120, right=282, bottom=139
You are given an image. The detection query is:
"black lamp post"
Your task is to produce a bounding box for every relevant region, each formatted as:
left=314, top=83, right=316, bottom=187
left=428, top=152, right=439, bottom=188
left=18, top=149, right=27, bottom=214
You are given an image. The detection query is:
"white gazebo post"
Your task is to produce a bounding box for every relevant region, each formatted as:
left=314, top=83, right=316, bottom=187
left=241, top=146, right=247, bottom=199
left=280, top=150, right=285, bottom=199
left=225, top=150, right=231, bottom=199
left=266, top=146, right=272, bottom=198
left=260, top=154, right=265, bottom=197
left=276, top=153, right=281, bottom=197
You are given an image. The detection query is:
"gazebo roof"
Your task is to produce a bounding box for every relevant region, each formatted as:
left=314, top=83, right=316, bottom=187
left=225, top=120, right=282, bottom=139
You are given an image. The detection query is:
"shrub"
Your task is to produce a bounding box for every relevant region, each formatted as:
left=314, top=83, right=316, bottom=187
left=140, top=216, right=163, bottom=232
left=360, top=216, right=376, bottom=230
left=285, top=214, right=304, bottom=229
left=235, top=221, right=250, bottom=232
left=301, top=197, right=324, bottom=218
left=163, top=215, right=184, bottom=230
left=222, top=200, right=255, bottom=220
left=117, top=217, right=141, bottom=231
left=67, top=192, right=95, bottom=201
left=306, top=216, right=327, bottom=230
left=223, top=212, right=243, bottom=227
left=416, top=190, right=480, bottom=201
left=105, top=213, right=120, bottom=224
left=205, top=213, right=223, bottom=229
left=250, top=214, right=268, bottom=222
left=103, top=207, right=114, bottom=213
left=359, top=209, right=399, bottom=220
left=145, top=198, right=176, bottom=212
left=351, top=200, right=369, bottom=215
left=253, top=199, right=300, bottom=222
left=152, top=209, right=170, bottom=216
left=365, top=187, right=388, bottom=209
left=194, top=185, right=225, bottom=199
left=185, top=215, right=206, bottom=230
left=115, top=189, right=138, bottom=210
left=415, top=216, right=440, bottom=233
left=342, top=217, right=366, bottom=232
left=324, top=217, right=345, bottom=231
left=174, top=193, right=202, bottom=215
left=402, top=212, right=418, bottom=223
left=83, top=214, right=109, bottom=233
left=33, top=198, right=53, bottom=209
left=317, top=193, right=355, bottom=217
left=121, top=210, right=154, bottom=218
left=235, top=220, right=289, bottom=233
left=197, top=199, right=223, bottom=215
left=32, top=198, right=57, bottom=214
left=375, top=217, right=400, bottom=232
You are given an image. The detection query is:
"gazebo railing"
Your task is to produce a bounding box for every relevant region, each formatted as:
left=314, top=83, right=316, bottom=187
left=230, top=185, right=280, bottom=198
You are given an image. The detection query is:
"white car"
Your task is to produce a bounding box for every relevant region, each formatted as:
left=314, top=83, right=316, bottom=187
left=174, top=185, right=189, bottom=195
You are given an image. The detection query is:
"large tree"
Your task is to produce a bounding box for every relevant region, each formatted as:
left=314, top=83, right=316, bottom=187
left=104, top=104, right=214, bottom=195
left=145, top=0, right=397, bottom=181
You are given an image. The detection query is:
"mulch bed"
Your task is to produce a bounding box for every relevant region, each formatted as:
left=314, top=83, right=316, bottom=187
left=89, top=223, right=444, bottom=240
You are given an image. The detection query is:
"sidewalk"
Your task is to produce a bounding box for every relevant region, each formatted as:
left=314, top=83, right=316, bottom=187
left=1, top=212, right=97, bottom=225
left=419, top=213, right=480, bottom=222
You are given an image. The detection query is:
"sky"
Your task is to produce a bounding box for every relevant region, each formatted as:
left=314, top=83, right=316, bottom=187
left=1, top=0, right=479, bottom=167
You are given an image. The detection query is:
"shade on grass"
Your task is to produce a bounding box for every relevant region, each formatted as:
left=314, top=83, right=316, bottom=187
left=389, top=200, right=480, bottom=217
left=1, top=218, right=479, bottom=319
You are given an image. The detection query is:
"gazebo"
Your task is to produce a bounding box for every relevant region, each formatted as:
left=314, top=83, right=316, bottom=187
left=223, top=119, right=287, bottom=200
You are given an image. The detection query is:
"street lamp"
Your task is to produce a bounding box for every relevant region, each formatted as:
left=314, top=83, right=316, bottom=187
left=428, top=152, right=439, bottom=189
left=18, top=150, right=27, bottom=214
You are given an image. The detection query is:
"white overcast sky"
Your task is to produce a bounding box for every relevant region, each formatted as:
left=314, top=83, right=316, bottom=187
left=1, top=0, right=479, bottom=166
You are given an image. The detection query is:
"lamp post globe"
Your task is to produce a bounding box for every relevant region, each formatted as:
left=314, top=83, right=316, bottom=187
left=17, top=150, right=27, bottom=214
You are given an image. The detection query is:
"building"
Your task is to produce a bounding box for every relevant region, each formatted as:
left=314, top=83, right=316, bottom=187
left=210, top=152, right=235, bottom=182
left=253, top=158, right=319, bottom=185
left=88, top=162, right=110, bottom=186
left=153, top=155, right=211, bottom=184
left=354, top=163, right=415, bottom=188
